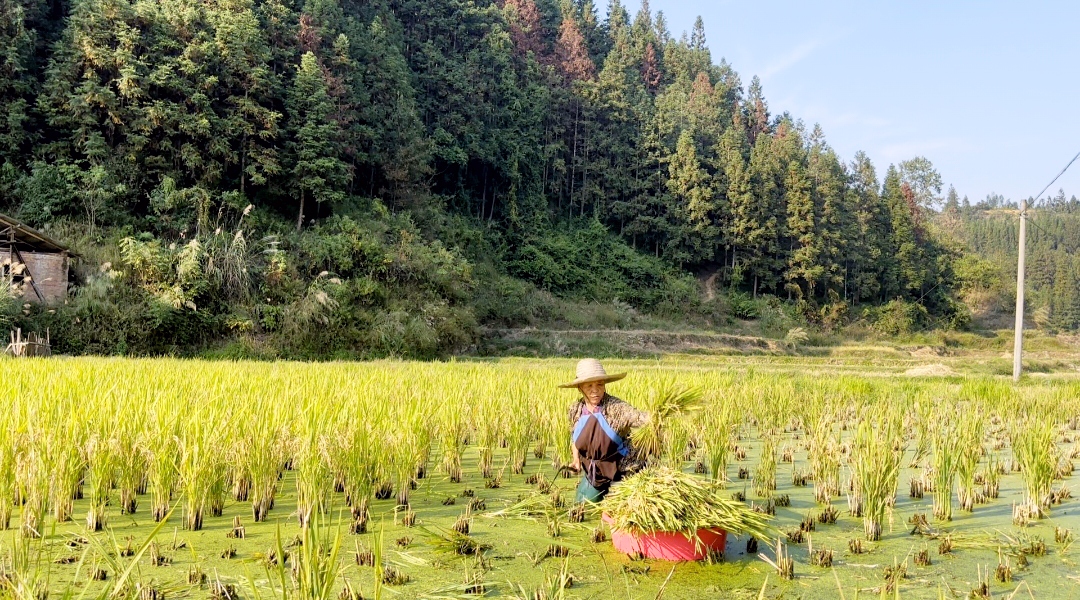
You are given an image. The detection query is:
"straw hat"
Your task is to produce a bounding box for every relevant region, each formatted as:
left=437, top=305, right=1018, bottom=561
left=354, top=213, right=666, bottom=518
left=558, top=358, right=626, bottom=389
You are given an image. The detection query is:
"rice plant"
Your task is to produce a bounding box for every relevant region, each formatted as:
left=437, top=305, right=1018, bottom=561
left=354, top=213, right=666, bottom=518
left=1012, top=418, right=1056, bottom=519
left=473, top=397, right=501, bottom=480
left=849, top=417, right=902, bottom=541
left=115, top=410, right=148, bottom=515
left=147, top=407, right=180, bottom=523
left=83, top=425, right=118, bottom=531
left=176, top=409, right=224, bottom=531
left=955, top=410, right=984, bottom=513
left=700, top=407, right=734, bottom=484
left=629, top=384, right=703, bottom=462
left=46, top=413, right=84, bottom=525
left=807, top=415, right=841, bottom=504
left=15, top=422, right=49, bottom=539
left=0, top=418, right=18, bottom=530
left=244, top=408, right=288, bottom=522
left=295, top=406, right=332, bottom=528
left=340, top=416, right=380, bottom=528
left=439, top=400, right=468, bottom=483
left=930, top=413, right=963, bottom=522
left=506, top=391, right=532, bottom=475
left=753, top=432, right=778, bottom=499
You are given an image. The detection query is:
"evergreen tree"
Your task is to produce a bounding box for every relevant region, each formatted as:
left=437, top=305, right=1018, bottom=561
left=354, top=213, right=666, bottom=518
left=746, top=130, right=784, bottom=294
left=504, top=0, right=548, bottom=61
left=0, top=0, right=38, bottom=163
left=668, top=129, right=716, bottom=265
left=846, top=152, right=888, bottom=303
left=745, top=75, right=770, bottom=144
left=352, top=16, right=429, bottom=207
left=784, top=159, right=821, bottom=298
left=882, top=164, right=925, bottom=297
left=288, top=51, right=349, bottom=230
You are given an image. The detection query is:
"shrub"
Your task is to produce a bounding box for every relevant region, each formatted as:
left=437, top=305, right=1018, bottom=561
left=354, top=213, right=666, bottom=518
left=506, top=219, right=694, bottom=312
left=868, top=300, right=931, bottom=336
left=726, top=292, right=762, bottom=320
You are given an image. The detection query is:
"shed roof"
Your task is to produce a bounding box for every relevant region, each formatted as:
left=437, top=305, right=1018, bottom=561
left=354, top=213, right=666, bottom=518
left=0, top=213, right=71, bottom=253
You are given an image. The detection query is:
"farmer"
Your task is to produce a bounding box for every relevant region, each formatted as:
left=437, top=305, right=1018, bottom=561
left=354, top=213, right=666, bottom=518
left=562, top=358, right=649, bottom=503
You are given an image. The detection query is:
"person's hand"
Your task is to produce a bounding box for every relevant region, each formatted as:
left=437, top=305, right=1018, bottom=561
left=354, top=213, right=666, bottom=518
left=569, top=457, right=581, bottom=473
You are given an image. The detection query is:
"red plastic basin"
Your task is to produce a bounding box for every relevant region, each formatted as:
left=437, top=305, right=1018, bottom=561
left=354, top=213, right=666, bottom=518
left=602, top=514, right=727, bottom=561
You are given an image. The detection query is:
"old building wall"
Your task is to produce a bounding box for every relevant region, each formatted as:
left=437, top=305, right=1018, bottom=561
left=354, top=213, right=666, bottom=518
left=15, top=251, right=68, bottom=303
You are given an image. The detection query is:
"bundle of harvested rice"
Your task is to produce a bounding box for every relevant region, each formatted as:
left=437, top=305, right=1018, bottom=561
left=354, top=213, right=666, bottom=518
left=601, top=467, right=773, bottom=541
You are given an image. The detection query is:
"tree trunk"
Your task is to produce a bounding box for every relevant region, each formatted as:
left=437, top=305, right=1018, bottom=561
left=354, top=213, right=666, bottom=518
left=581, top=126, right=588, bottom=218
left=240, top=134, right=247, bottom=195
left=297, top=190, right=305, bottom=232
left=569, top=103, right=579, bottom=217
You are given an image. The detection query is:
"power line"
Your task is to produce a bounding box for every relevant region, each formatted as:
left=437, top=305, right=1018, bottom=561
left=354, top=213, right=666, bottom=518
left=1030, top=149, right=1080, bottom=206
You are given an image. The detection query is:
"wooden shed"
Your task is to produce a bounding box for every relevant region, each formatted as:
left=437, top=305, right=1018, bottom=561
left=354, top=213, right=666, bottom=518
left=0, top=214, right=72, bottom=304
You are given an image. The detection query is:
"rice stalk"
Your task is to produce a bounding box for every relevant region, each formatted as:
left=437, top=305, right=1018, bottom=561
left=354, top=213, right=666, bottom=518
left=955, top=409, right=984, bottom=513
left=1012, top=418, right=1056, bottom=518
left=600, top=467, right=773, bottom=542
left=850, top=417, right=902, bottom=541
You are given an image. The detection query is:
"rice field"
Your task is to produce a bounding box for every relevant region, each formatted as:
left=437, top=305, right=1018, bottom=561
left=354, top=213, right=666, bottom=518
left=2, top=355, right=1080, bottom=599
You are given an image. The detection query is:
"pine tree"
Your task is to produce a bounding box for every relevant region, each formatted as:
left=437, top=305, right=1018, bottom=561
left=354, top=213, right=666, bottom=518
left=745, top=75, right=770, bottom=144
left=688, top=16, right=711, bottom=75
left=288, top=51, right=349, bottom=230
left=668, top=129, right=717, bottom=264
left=0, top=0, right=37, bottom=163
left=807, top=131, right=847, bottom=297
left=882, top=164, right=924, bottom=297
left=555, top=14, right=595, bottom=82
left=847, top=151, right=889, bottom=303
left=352, top=16, right=429, bottom=207
left=211, top=0, right=283, bottom=194
left=746, top=130, right=784, bottom=294
left=504, top=0, right=548, bottom=61
left=784, top=160, right=821, bottom=298
left=721, top=124, right=763, bottom=291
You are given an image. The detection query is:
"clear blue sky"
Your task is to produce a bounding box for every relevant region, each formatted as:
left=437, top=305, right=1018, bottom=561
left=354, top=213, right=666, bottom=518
left=648, top=0, right=1080, bottom=204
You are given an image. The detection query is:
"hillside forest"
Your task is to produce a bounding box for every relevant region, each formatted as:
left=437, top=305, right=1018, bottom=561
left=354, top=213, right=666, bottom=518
left=0, top=0, right=1076, bottom=357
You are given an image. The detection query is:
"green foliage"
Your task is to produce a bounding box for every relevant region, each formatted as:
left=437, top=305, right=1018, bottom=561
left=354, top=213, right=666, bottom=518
left=508, top=219, right=698, bottom=313
left=953, top=255, right=1002, bottom=294
left=0, top=0, right=1011, bottom=357
left=289, top=52, right=350, bottom=229
left=867, top=299, right=930, bottom=336
left=726, top=292, right=761, bottom=320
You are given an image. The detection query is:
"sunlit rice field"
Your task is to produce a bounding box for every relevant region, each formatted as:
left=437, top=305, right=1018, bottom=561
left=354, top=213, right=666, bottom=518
left=1, top=356, right=1080, bottom=599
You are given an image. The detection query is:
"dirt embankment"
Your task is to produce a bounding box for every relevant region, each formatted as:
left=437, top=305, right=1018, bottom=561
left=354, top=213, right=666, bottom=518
left=478, top=328, right=789, bottom=356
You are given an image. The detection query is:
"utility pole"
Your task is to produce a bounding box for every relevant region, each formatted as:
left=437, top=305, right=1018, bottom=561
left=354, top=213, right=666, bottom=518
left=1012, top=199, right=1027, bottom=382
left=1009, top=149, right=1080, bottom=382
